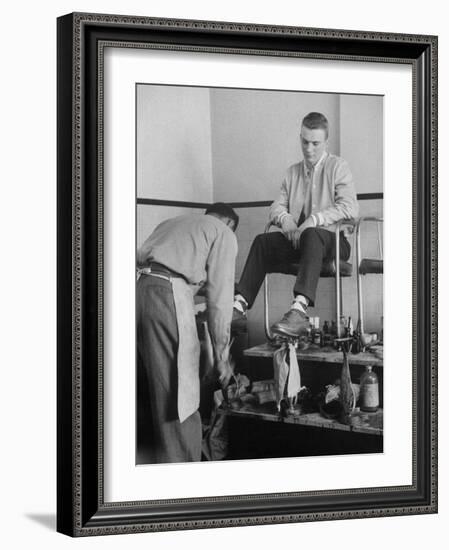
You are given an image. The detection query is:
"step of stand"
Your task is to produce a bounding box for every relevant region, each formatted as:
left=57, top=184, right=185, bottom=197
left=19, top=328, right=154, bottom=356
left=243, top=342, right=383, bottom=367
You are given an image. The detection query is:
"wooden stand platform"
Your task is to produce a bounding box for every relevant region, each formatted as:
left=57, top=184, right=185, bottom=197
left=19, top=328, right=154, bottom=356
left=219, top=402, right=383, bottom=436
left=244, top=342, right=383, bottom=368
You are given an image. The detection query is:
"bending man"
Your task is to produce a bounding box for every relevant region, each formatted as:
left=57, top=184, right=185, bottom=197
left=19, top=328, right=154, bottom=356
left=137, top=203, right=238, bottom=463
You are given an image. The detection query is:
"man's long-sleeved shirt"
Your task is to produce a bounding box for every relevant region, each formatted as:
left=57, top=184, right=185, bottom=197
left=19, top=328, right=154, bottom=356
left=137, top=214, right=237, bottom=361
left=269, top=153, right=359, bottom=231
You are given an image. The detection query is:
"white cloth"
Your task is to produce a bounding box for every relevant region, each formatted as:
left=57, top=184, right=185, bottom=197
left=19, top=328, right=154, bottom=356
left=273, top=343, right=302, bottom=411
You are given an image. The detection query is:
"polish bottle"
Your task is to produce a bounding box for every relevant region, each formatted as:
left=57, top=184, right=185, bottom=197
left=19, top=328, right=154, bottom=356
left=305, top=317, right=313, bottom=343
left=330, top=320, right=337, bottom=345
left=346, top=316, right=354, bottom=337
left=323, top=321, right=332, bottom=347
left=312, top=317, right=322, bottom=346
left=339, top=316, right=347, bottom=338
left=352, top=319, right=362, bottom=354
left=360, top=366, right=379, bottom=412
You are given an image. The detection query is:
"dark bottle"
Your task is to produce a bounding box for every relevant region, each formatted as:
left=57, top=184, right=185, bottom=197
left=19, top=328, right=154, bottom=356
left=311, top=317, right=322, bottom=346
left=322, top=320, right=332, bottom=347
left=339, top=316, right=347, bottom=338
left=330, top=321, right=342, bottom=350
left=360, top=366, right=379, bottom=412
left=351, top=319, right=362, bottom=354
left=305, top=317, right=313, bottom=343
left=346, top=316, right=354, bottom=337
left=330, top=320, right=337, bottom=346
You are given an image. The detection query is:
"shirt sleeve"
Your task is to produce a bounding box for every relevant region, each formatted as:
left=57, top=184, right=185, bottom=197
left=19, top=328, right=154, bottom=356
left=136, top=235, right=152, bottom=267
left=315, top=159, right=359, bottom=226
left=269, top=172, right=296, bottom=227
left=204, top=228, right=238, bottom=362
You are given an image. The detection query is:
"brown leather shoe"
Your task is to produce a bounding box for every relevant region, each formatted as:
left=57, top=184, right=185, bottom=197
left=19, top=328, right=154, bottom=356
left=271, top=309, right=309, bottom=338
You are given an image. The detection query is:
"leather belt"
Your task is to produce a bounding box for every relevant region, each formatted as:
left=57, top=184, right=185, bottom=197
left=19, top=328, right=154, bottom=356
left=138, top=262, right=184, bottom=281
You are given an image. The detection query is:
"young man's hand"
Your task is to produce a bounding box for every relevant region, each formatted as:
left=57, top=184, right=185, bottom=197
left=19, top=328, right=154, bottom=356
left=290, top=229, right=302, bottom=249
left=290, top=217, right=316, bottom=249
left=281, top=215, right=298, bottom=241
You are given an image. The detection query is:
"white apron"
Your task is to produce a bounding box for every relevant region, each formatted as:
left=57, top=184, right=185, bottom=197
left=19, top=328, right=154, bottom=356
left=171, top=278, right=201, bottom=423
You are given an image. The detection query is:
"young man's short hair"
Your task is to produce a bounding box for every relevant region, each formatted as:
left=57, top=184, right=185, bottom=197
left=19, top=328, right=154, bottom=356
left=205, top=202, right=239, bottom=230
left=302, top=112, right=329, bottom=138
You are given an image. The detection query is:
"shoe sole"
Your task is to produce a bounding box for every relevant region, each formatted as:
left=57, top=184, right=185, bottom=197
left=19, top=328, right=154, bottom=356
left=271, top=325, right=304, bottom=338
left=231, top=319, right=248, bottom=333
left=231, top=324, right=247, bottom=334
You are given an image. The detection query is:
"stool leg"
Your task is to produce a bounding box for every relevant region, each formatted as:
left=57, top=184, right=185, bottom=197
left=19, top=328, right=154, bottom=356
left=356, top=220, right=365, bottom=335
left=264, top=274, right=275, bottom=341
left=339, top=276, right=343, bottom=319
left=336, top=228, right=342, bottom=337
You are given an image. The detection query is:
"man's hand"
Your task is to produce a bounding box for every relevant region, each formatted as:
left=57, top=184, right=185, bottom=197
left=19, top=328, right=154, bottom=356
left=289, top=229, right=302, bottom=250
left=290, top=217, right=316, bottom=250
left=280, top=215, right=298, bottom=242
left=215, top=358, right=234, bottom=389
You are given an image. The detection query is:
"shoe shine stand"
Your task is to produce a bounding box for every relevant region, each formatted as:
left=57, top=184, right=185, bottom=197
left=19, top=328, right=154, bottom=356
left=262, top=219, right=356, bottom=346
left=263, top=217, right=383, bottom=347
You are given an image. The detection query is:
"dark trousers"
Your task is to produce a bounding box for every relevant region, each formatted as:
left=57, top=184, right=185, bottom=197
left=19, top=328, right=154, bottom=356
left=136, top=274, right=202, bottom=464
left=235, top=227, right=350, bottom=307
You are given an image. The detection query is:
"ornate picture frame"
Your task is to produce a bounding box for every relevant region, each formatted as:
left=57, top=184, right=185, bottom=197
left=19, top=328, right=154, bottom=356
left=57, top=12, right=437, bottom=536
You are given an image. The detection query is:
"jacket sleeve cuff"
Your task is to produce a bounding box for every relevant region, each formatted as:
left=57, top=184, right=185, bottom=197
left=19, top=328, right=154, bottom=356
left=277, top=211, right=289, bottom=224
left=314, top=212, right=324, bottom=226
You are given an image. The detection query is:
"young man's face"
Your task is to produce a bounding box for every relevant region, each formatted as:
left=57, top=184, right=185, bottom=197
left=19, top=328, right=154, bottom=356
left=300, top=126, right=328, bottom=166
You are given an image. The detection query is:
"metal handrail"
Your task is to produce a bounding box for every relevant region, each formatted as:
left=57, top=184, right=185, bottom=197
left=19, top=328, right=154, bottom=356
left=355, top=216, right=383, bottom=336
left=263, top=222, right=276, bottom=341
left=335, top=219, right=358, bottom=337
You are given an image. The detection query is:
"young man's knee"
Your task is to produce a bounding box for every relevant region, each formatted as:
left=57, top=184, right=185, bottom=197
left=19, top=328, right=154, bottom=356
left=301, top=227, right=321, bottom=241
left=299, top=228, right=327, bottom=253
left=253, top=232, right=285, bottom=246
left=253, top=233, right=266, bottom=243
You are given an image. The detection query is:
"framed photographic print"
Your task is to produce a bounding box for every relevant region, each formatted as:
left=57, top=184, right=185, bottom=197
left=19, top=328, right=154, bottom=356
left=57, top=12, right=437, bottom=536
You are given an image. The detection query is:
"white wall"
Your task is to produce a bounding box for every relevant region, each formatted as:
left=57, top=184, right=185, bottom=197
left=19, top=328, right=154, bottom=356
left=1, top=2, right=446, bottom=550
left=210, top=88, right=340, bottom=201
left=340, top=94, right=383, bottom=194
left=337, top=95, right=384, bottom=333
left=137, top=84, right=214, bottom=201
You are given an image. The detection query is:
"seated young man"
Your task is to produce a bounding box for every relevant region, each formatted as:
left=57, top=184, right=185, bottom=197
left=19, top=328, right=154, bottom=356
left=232, top=112, right=359, bottom=338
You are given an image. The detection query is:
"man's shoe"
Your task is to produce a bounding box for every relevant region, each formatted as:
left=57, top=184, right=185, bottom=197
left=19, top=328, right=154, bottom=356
left=231, top=308, right=247, bottom=333
left=271, top=309, right=309, bottom=338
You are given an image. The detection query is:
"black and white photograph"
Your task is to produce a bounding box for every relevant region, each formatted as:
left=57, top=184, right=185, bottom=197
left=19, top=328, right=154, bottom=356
left=135, top=84, right=384, bottom=465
